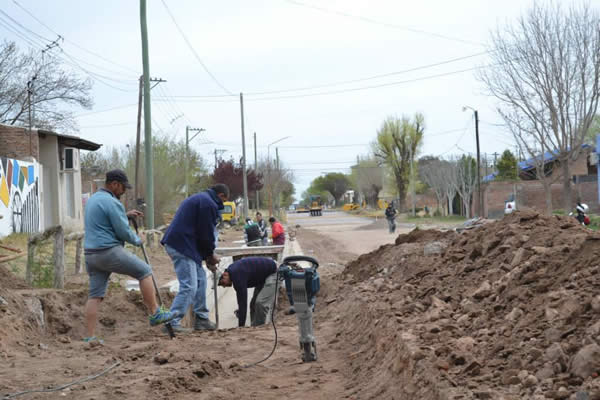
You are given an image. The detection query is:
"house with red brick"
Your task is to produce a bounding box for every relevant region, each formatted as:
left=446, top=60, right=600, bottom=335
left=480, top=145, right=597, bottom=218
left=0, top=124, right=101, bottom=237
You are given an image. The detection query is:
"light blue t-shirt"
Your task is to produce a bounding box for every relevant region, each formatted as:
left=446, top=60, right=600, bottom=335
left=84, top=188, right=140, bottom=250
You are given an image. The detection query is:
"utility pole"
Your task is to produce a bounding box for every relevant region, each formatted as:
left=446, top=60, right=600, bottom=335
left=27, top=78, right=35, bottom=156
left=410, top=143, right=416, bottom=217
left=134, top=76, right=165, bottom=209
left=140, top=0, right=154, bottom=228
left=254, top=132, right=259, bottom=211
left=275, top=147, right=280, bottom=213
left=240, top=93, right=249, bottom=220
left=185, top=126, right=205, bottom=198
left=492, top=152, right=499, bottom=170
left=134, top=75, right=143, bottom=206
left=475, top=110, right=482, bottom=218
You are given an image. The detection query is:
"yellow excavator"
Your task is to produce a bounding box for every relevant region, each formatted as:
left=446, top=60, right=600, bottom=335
left=309, top=195, right=323, bottom=216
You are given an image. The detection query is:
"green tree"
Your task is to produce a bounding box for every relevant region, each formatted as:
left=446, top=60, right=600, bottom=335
left=373, top=113, right=424, bottom=211
left=312, top=173, right=351, bottom=207
left=495, top=150, right=518, bottom=180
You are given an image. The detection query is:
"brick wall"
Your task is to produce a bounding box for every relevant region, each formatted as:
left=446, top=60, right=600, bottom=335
left=482, top=178, right=600, bottom=217
left=0, top=124, right=39, bottom=160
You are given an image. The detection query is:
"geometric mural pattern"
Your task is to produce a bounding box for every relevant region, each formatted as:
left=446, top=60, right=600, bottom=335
left=0, top=157, right=40, bottom=236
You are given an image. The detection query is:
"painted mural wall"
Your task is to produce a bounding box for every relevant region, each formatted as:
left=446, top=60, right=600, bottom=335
left=0, top=157, right=40, bottom=237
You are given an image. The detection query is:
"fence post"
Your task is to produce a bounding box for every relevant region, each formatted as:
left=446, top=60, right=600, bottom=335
left=26, top=240, right=35, bottom=285
left=53, top=226, right=64, bottom=289
left=75, top=238, right=83, bottom=274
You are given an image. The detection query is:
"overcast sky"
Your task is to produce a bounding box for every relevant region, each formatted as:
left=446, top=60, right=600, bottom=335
left=2, top=0, right=596, bottom=197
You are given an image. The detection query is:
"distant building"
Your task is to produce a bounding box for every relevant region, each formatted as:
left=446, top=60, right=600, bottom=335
left=0, top=124, right=101, bottom=237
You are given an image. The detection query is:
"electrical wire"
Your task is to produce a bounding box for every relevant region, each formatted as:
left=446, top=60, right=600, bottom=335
left=12, top=0, right=140, bottom=76
left=2, top=362, right=121, bottom=399
left=283, top=0, right=485, bottom=47
left=74, top=103, right=138, bottom=117
left=160, top=0, right=233, bottom=95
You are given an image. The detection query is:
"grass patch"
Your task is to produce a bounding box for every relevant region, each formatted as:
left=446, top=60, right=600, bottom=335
left=401, top=215, right=467, bottom=224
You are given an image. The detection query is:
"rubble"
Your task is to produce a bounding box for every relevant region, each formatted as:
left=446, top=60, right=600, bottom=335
left=336, top=210, right=600, bottom=398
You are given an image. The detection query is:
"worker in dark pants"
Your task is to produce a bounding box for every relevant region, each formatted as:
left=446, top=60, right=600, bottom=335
left=218, top=257, right=278, bottom=327
left=385, top=203, right=397, bottom=234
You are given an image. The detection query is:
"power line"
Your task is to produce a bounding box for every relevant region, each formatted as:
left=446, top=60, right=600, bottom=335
left=158, top=65, right=485, bottom=103
left=284, top=0, right=485, bottom=47
left=158, top=51, right=488, bottom=99
left=12, top=0, right=140, bottom=76
left=80, top=121, right=135, bottom=129
left=74, top=103, right=138, bottom=117
left=160, top=0, right=233, bottom=95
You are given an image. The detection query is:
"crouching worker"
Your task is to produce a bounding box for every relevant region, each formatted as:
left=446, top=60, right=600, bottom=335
left=218, top=257, right=278, bottom=327
left=83, top=170, right=177, bottom=343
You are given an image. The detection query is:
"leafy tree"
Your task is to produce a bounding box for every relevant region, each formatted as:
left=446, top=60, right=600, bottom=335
left=312, top=172, right=351, bottom=207
left=495, top=150, right=518, bottom=180
left=212, top=158, right=263, bottom=201
left=373, top=113, right=424, bottom=211
left=81, top=134, right=209, bottom=225
left=0, top=41, right=92, bottom=132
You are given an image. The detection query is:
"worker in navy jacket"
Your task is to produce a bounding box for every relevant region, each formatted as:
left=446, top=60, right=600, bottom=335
left=218, top=257, right=278, bottom=327
left=161, top=184, right=229, bottom=332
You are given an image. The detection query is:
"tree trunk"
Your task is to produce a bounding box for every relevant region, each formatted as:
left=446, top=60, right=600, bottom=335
left=562, top=160, right=572, bottom=212
left=394, top=171, right=406, bottom=212
left=463, top=199, right=471, bottom=219
left=447, top=193, right=454, bottom=215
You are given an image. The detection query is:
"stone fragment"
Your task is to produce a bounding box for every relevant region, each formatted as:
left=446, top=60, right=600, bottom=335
left=570, top=344, right=600, bottom=379
left=472, top=281, right=492, bottom=300
left=424, top=241, right=445, bottom=256
left=505, top=307, right=524, bottom=322
left=545, top=343, right=567, bottom=371
left=511, top=248, right=525, bottom=267
left=522, top=374, right=538, bottom=388
left=24, top=297, right=44, bottom=329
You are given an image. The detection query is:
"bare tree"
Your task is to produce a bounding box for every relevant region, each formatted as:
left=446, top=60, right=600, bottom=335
left=449, top=155, right=477, bottom=219
left=351, top=156, right=383, bottom=208
left=259, top=157, right=294, bottom=214
left=419, top=159, right=447, bottom=215
left=0, top=41, right=92, bottom=132
left=479, top=2, right=600, bottom=212
left=439, top=159, right=457, bottom=215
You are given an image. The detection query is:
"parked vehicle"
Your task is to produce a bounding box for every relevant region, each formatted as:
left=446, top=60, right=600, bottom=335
left=220, top=201, right=237, bottom=226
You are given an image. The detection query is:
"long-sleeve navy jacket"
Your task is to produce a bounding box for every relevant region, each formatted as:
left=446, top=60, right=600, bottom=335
left=161, top=189, right=224, bottom=265
left=226, top=257, right=277, bottom=327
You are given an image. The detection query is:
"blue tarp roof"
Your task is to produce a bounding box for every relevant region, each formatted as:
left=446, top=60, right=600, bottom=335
left=483, top=144, right=592, bottom=182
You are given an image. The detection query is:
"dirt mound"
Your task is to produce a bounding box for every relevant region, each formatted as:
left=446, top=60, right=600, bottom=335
left=0, top=263, right=28, bottom=289
left=394, top=226, right=456, bottom=245
left=334, top=210, right=600, bottom=398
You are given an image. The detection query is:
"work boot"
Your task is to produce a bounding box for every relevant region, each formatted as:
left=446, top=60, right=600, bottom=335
left=194, top=318, right=216, bottom=331
left=149, top=306, right=178, bottom=326
left=162, top=324, right=192, bottom=334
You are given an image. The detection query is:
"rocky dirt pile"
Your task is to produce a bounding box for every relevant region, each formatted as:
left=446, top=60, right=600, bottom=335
left=335, top=210, right=600, bottom=399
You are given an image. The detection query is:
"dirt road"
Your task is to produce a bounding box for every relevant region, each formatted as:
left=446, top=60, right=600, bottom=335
left=1, top=211, right=397, bottom=400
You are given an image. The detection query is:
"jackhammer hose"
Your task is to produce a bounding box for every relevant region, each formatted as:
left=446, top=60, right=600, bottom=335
left=242, top=272, right=281, bottom=368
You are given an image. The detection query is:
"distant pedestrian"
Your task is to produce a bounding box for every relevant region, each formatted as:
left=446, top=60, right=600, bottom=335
left=385, top=203, right=397, bottom=234
left=160, top=183, right=229, bottom=332
left=244, top=217, right=262, bottom=247
left=269, top=216, right=285, bottom=245
left=83, top=169, right=177, bottom=343
left=256, top=212, right=268, bottom=245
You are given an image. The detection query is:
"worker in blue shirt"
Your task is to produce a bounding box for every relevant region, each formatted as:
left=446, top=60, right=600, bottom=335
left=218, top=257, right=278, bottom=327
left=83, top=169, right=177, bottom=343
left=161, top=184, right=229, bottom=332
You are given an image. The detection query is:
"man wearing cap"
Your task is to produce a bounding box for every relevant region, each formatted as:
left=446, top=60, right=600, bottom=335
left=160, top=183, right=229, bottom=332
left=218, top=257, right=278, bottom=327
left=83, top=170, right=177, bottom=343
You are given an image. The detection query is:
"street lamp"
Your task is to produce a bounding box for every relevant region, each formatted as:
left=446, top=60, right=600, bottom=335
left=462, top=106, right=482, bottom=217
left=185, top=126, right=206, bottom=198
left=267, top=136, right=292, bottom=216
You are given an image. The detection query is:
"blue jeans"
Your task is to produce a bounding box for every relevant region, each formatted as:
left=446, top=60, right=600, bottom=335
left=164, top=244, right=209, bottom=326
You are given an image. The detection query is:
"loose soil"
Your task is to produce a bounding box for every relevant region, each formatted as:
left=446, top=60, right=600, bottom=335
left=4, top=210, right=600, bottom=399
